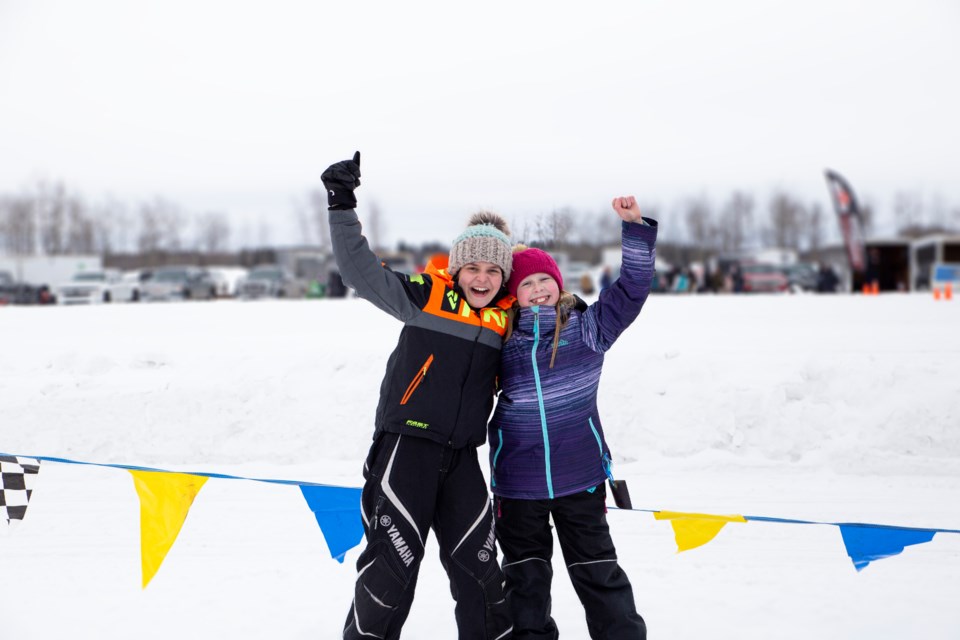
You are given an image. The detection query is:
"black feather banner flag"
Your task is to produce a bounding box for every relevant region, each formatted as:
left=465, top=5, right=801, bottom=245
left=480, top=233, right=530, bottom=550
left=824, top=169, right=867, bottom=278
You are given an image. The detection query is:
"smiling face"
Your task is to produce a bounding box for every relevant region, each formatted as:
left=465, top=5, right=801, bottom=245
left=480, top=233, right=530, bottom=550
left=456, top=261, right=504, bottom=308
left=515, top=272, right=560, bottom=308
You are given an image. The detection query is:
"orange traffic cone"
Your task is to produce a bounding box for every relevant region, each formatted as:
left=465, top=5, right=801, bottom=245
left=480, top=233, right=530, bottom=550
left=871, top=281, right=880, bottom=295
left=946, top=283, right=954, bottom=301
left=862, top=283, right=871, bottom=295
left=933, top=287, right=942, bottom=300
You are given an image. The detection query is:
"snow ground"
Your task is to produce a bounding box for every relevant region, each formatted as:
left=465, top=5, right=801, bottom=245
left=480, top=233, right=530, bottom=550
left=2, top=293, right=959, bottom=639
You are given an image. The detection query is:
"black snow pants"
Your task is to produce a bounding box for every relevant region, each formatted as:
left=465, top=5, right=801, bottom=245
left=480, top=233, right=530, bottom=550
left=343, top=432, right=513, bottom=640
left=495, top=486, right=645, bottom=639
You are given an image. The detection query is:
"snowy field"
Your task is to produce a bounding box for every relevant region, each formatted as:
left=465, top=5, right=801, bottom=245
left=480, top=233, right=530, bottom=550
left=2, top=293, right=959, bottom=639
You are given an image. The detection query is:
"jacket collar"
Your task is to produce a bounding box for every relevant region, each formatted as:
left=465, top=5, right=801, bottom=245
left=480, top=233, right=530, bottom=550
left=516, top=304, right=559, bottom=336
left=424, top=253, right=454, bottom=285
left=424, top=253, right=515, bottom=311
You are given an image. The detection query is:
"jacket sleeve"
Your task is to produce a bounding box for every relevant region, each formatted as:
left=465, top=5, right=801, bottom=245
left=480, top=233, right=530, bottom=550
left=580, top=218, right=658, bottom=353
left=329, top=208, right=423, bottom=322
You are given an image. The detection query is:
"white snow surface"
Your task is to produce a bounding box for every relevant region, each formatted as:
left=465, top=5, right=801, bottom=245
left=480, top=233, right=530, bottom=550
left=2, top=294, right=959, bottom=639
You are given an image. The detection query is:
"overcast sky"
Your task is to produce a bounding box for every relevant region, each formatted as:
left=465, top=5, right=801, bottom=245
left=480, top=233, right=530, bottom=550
left=2, top=0, right=958, bottom=248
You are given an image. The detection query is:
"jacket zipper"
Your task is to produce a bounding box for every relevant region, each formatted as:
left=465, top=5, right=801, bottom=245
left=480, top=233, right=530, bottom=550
left=530, top=306, right=554, bottom=499
left=589, top=417, right=615, bottom=482
left=400, top=354, right=434, bottom=405
left=491, top=428, right=504, bottom=487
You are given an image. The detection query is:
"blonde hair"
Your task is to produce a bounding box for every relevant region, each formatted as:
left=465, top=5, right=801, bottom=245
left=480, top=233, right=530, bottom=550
left=504, top=291, right=577, bottom=368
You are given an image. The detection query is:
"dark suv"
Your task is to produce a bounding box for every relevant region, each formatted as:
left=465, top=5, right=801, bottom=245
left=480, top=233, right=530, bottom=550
left=141, top=266, right=218, bottom=301
left=0, top=270, right=55, bottom=305
left=237, top=265, right=306, bottom=299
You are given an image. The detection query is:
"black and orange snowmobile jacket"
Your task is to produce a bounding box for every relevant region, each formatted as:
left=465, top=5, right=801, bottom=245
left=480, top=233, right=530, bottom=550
left=330, top=208, right=515, bottom=449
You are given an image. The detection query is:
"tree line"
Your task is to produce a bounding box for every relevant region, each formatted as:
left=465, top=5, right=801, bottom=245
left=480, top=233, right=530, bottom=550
left=2, top=179, right=957, bottom=259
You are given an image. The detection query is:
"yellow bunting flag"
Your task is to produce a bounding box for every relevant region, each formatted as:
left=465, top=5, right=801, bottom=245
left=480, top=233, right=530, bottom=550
left=130, top=470, right=208, bottom=588
left=654, top=511, right=747, bottom=552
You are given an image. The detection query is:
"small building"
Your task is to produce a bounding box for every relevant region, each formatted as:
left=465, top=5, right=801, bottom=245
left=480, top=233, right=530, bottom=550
left=910, top=234, right=960, bottom=291
left=862, top=239, right=912, bottom=292
left=0, top=254, right=101, bottom=287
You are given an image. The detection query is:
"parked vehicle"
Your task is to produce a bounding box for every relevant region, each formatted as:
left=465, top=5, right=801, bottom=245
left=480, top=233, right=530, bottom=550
left=206, top=266, right=248, bottom=298
left=122, top=269, right=150, bottom=288
left=237, top=265, right=306, bottom=299
left=141, top=266, right=218, bottom=301
left=0, top=270, right=55, bottom=305
left=55, top=269, right=140, bottom=304
left=740, top=262, right=789, bottom=293
left=780, top=262, right=818, bottom=292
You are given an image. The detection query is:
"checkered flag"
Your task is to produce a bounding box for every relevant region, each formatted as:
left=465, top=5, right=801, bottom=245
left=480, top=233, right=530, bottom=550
left=1, top=455, right=40, bottom=524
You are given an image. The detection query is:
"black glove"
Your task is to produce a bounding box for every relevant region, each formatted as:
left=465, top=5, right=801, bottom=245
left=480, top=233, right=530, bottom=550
left=321, top=151, right=362, bottom=211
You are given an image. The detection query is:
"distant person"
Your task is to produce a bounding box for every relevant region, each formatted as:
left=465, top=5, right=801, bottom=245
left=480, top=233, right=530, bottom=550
left=731, top=263, right=745, bottom=293
left=864, top=247, right=881, bottom=292
left=672, top=269, right=690, bottom=293
left=580, top=272, right=595, bottom=295
left=490, top=195, right=656, bottom=639
left=651, top=270, right=662, bottom=292
left=710, top=267, right=725, bottom=293
left=323, top=151, right=513, bottom=640
left=326, top=269, right=347, bottom=298
left=817, top=264, right=840, bottom=293
left=600, top=265, right=613, bottom=291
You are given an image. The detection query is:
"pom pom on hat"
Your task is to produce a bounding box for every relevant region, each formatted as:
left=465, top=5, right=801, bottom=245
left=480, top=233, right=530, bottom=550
left=448, top=211, right=513, bottom=280
left=507, top=246, right=564, bottom=298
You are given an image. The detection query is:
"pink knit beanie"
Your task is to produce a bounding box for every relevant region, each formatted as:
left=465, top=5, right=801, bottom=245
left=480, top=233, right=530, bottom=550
left=507, top=247, right=564, bottom=298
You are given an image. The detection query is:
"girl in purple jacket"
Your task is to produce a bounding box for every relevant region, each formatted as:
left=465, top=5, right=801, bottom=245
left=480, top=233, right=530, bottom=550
left=489, top=196, right=657, bottom=640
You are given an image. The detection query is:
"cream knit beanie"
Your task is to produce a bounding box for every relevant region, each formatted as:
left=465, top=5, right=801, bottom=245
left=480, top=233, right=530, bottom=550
left=448, top=211, right=513, bottom=280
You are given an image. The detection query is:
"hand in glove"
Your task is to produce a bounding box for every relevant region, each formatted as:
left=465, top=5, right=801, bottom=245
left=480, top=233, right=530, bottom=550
left=321, top=151, right=362, bottom=211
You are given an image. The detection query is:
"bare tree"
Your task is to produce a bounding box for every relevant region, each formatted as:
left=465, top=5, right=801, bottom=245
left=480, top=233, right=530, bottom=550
left=294, top=195, right=315, bottom=246
left=65, top=197, right=96, bottom=253
left=566, top=208, right=592, bottom=245
left=893, top=190, right=923, bottom=233
left=534, top=208, right=574, bottom=248
left=682, top=195, right=715, bottom=259
left=137, top=198, right=183, bottom=253
left=511, top=216, right=534, bottom=245
left=804, top=202, right=826, bottom=256
left=597, top=207, right=623, bottom=246
left=92, top=197, right=133, bottom=254
left=929, top=194, right=949, bottom=229
left=570, top=207, right=622, bottom=247
left=257, top=217, right=272, bottom=248
left=766, top=190, right=806, bottom=250
left=0, top=195, right=36, bottom=256
left=137, top=205, right=163, bottom=254
left=718, top=191, right=754, bottom=254
left=34, top=180, right=70, bottom=255
left=195, top=212, right=232, bottom=253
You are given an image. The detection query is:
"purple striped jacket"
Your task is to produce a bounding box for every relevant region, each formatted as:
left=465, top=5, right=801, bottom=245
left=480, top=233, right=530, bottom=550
left=489, top=219, right=657, bottom=500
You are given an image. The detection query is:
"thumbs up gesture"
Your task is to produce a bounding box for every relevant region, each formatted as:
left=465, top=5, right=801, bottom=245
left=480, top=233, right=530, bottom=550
left=322, top=151, right=362, bottom=211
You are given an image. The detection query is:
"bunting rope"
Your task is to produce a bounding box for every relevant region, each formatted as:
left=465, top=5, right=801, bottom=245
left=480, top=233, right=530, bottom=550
left=7, top=452, right=343, bottom=487
left=1, top=451, right=364, bottom=587
left=3, top=451, right=959, bottom=584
